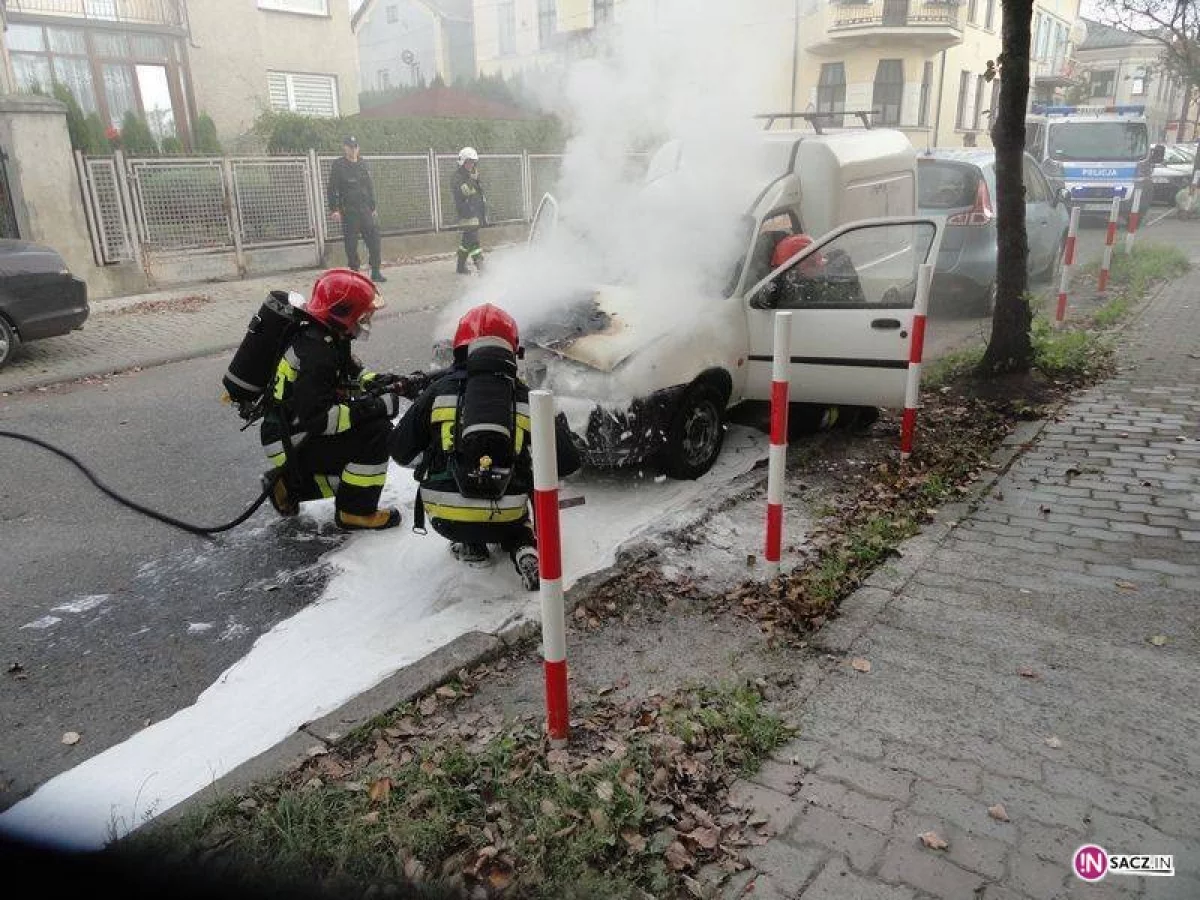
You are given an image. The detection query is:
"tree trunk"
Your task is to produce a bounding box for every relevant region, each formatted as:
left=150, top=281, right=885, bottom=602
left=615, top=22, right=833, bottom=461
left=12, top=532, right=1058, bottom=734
left=979, top=0, right=1036, bottom=376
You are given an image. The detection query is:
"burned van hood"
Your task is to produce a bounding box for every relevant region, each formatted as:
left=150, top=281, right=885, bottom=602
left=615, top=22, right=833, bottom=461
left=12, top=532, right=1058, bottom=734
left=525, top=285, right=670, bottom=373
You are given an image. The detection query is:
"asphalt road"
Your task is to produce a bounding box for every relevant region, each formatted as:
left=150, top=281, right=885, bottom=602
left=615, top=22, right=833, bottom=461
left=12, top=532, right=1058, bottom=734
left=0, top=309, right=437, bottom=812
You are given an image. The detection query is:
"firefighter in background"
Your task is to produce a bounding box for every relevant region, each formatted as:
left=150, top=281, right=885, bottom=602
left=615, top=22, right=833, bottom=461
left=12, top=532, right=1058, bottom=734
left=262, top=268, right=411, bottom=531
left=764, top=233, right=825, bottom=307
left=327, top=136, right=387, bottom=283
left=452, top=147, right=487, bottom=275
left=388, top=303, right=581, bottom=589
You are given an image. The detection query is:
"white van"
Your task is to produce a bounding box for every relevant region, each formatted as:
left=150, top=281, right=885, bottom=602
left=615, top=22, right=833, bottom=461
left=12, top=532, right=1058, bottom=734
left=499, top=125, right=943, bottom=479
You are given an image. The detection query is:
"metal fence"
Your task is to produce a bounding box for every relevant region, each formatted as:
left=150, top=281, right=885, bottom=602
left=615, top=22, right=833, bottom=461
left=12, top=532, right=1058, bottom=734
left=74, top=149, right=654, bottom=270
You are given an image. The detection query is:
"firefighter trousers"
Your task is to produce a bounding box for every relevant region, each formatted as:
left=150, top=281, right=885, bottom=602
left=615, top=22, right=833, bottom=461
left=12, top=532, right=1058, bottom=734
left=268, top=418, right=392, bottom=516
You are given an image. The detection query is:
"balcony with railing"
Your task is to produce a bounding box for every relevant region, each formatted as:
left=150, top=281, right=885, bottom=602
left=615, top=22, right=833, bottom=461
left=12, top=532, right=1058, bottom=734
left=811, top=0, right=963, bottom=53
left=6, top=0, right=185, bottom=29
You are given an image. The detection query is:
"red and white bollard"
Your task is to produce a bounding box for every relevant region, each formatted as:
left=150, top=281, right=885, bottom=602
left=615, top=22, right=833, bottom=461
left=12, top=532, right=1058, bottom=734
left=764, top=311, right=792, bottom=579
left=1055, top=205, right=1081, bottom=324
left=1097, top=195, right=1120, bottom=294
left=530, top=389, right=569, bottom=746
left=900, top=263, right=934, bottom=462
left=1124, top=187, right=1142, bottom=254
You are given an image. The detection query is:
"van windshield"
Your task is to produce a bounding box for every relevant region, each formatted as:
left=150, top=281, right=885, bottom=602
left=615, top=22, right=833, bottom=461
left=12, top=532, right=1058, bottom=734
left=1047, top=121, right=1149, bottom=162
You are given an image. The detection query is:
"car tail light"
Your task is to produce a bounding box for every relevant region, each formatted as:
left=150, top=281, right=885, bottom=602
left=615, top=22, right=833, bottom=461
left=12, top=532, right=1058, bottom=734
left=946, top=179, right=994, bottom=226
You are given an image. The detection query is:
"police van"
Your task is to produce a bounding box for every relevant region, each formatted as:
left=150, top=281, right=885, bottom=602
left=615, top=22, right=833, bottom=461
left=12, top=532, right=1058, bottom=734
left=1025, top=105, right=1164, bottom=218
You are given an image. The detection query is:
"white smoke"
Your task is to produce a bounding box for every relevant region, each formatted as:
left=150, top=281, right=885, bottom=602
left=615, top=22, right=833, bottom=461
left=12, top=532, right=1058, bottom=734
left=438, top=1, right=794, bottom=346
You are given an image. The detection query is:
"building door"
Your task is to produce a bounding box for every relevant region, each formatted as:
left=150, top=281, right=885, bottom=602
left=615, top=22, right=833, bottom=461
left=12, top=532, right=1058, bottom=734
left=0, top=150, right=20, bottom=240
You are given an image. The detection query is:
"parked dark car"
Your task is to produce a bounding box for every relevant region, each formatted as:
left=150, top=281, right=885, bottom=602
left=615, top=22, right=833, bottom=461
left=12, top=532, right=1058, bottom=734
left=0, top=239, right=89, bottom=369
left=917, top=148, right=1070, bottom=315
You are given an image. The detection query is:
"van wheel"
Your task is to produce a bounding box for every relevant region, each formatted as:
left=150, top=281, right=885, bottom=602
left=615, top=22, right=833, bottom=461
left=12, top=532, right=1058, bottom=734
left=0, top=317, right=18, bottom=370
left=660, top=383, right=726, bottom=480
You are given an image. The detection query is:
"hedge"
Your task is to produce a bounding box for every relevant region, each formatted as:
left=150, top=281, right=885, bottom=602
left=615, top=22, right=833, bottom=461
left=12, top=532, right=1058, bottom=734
left=254, top=111, right=566, bottom=156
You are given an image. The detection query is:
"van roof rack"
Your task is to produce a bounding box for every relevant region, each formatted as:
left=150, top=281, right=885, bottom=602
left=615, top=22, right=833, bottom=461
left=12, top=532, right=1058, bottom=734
left=755, top=110, right=879, bottom=133
left=1029, top=104, right=1146, bottom=117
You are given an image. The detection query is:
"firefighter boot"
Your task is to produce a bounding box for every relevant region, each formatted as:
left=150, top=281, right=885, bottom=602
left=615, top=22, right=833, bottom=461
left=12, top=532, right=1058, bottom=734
left=455, top=250, right=470, bottom=275
left=513, top=546, right=540, bottom=591
left=371, top=267, right=388, bottom=283
left=262, top=470, right=298, bottom=517
left=451, top=542, right=490, bottom=566
left=335, top=507, right=402, bottom=531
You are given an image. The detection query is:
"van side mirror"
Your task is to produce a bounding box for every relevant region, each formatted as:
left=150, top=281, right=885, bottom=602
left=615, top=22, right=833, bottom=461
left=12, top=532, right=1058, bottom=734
left=1055, top=187, right=1071, bottom=206
left=1151, top=144, right=1166, bottom=165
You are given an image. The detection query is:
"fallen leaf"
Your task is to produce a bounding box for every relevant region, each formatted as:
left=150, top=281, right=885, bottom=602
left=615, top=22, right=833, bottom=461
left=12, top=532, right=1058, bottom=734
left=919, top=830, right=948, bottom=850
left=487, top=867, right=513, bottom=891
left=367, top=777, right=392, bottom=803
left=595, top=780, right=614, bottom=802
left=621, top=828, right=647, bottom=853
left=361, top=810, right=380, bottom=824
left=1115, top=581, right=1139, bottom=592
left=850, top=658, right=872, bottom=674
left=551, top=823, right=578, bottom=839
left=435, top=685, right=458, bottom=700
left=1017, top=667, right=1041, bottom=680
left=988, top=803, right=1010, bottom=822
left=1045, top=735, right=1063, bottom=748
left=665, top=840, right=695, bottom=871
left=1149, top=635, right=1168, bottom=647
left=686, top=826, right=721, bottom=850
left=61, top=731, right=81, bottom=746
left=540, top=799, right=559, bottom=817
left=589, top=807, right=611, bottom=831
left=418, top=696, right=438, bottom=716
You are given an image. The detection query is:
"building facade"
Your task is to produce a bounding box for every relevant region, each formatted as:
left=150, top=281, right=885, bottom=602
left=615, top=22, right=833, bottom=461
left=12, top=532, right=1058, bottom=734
left=1, top=0, right=360, bottom=149
left=354, top=0, right=474, bottom=93
left=1072, top=18, right=1190, bottom=143
left=186, top=0, right=360, bottom=144
left=469, top=0, right=1086, bottom=150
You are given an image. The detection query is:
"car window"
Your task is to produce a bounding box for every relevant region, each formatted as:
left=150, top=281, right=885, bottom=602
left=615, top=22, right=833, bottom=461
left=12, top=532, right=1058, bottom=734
left=762, top=221, right=938, bottom=310
left=1164, top=145, right=1193, bottom=165
left=1023, top=156, right=1048, bottom=203
left=918, top=161, right=979, bottom=208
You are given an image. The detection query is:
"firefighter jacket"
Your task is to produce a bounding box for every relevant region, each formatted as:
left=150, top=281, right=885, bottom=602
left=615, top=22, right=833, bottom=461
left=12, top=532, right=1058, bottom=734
left=260, top=321, right=391, bottom=468
left=327, top=156, right=377, bottom=215
left=388, top=367, right=581, bottom=528
left=452, top=165, right=487, bottom=226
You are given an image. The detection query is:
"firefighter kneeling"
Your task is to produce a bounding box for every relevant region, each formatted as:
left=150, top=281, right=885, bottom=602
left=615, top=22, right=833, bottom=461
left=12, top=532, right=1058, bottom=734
left=389, top=303, right=580, bottom=590
left=260, top=269, right=422, bottom=531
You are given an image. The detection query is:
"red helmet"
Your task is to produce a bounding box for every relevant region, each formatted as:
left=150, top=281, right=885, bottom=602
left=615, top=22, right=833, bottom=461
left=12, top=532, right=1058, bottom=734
left=772, top=233, right=825, bottom=274
left=453, top=303, right=520, bottom=353
left=306, top=268, right=383, bottom=334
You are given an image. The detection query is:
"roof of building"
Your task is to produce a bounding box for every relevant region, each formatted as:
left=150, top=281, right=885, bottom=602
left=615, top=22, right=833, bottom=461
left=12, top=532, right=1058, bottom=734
left=1077, top=17, right=1163, bottom=50
left=356, top=86, right=539, bottom=121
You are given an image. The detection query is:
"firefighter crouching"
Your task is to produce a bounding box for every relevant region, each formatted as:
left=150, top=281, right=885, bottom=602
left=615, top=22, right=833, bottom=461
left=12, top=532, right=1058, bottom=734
left=388, top=303, right=581, bottom=589
left=262, top=268, right=424, bottom=531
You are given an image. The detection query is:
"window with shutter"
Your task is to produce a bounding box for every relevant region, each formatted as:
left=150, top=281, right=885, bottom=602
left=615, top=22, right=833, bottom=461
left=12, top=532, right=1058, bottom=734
left=267, top=72, right=338, bottom=117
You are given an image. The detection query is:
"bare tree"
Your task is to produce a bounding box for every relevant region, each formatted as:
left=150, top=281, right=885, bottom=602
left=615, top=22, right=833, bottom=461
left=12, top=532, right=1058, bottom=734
left=979, top=0, right=1036, bottom=376
left=1093, top=0, right=1200, bottom=135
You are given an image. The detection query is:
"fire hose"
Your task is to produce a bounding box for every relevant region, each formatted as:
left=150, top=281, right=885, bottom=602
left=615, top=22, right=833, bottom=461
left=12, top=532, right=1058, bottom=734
left=0, top=376, right=426, bottom=538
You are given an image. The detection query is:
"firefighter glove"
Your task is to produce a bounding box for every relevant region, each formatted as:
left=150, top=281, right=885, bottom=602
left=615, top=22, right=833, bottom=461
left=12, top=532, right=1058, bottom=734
left=362, top=371, right=403, bottom=392
left=350, top=395, right=391, bottom=426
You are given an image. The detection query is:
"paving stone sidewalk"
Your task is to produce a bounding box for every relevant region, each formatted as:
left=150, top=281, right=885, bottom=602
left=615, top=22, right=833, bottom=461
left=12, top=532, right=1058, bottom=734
left=723, top=271, right=1200, bottom=897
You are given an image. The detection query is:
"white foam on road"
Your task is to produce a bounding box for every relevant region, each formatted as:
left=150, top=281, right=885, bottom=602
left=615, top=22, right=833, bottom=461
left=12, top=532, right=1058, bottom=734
left=0, top=427, right=766, bottom=851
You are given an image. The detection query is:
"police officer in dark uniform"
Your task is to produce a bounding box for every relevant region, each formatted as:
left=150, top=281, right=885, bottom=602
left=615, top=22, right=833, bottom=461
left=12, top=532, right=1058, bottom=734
left=327, top=136, right=387, bottom=283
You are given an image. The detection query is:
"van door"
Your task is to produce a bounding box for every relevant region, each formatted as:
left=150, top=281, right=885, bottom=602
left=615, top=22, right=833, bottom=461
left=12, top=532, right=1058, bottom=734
left=742, top=216, right=943, bottom=408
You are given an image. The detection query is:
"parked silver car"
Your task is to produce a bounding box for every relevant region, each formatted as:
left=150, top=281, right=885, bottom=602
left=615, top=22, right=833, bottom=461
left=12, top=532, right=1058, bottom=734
left=1150, top=143, right=1197, bottom=205
left=917, top=148, right=1071, bottom=315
